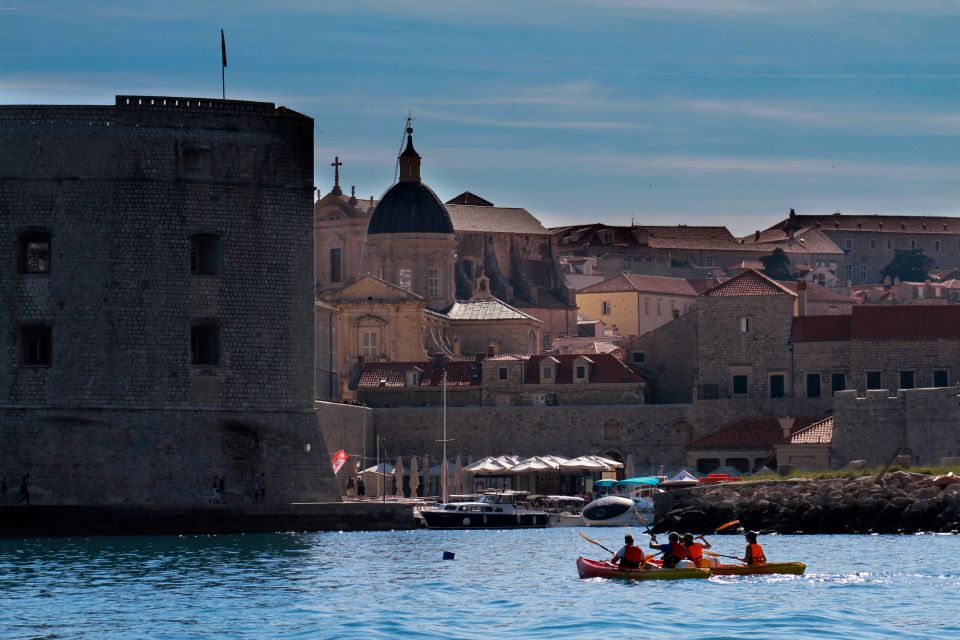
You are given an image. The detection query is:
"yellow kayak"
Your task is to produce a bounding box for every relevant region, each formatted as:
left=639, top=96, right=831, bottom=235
left=576, top=557, right=710, bottom=581
left=708, top=562, right=806, bottom=576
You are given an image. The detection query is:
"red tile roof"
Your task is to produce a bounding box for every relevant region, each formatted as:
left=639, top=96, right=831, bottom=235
left=701, top=269, right=796, bottom=297
left=357, top=360, right=482, bottom=388
left=851, top=305, right=960, bottom=340
left=791, top=315, right=852, bottom=342
left=788, top=416, right=834, bottom=445
left=688, top=416, right=823, bottom=449
left=524, top=353, right=648, bottom=384
left=578, top=273, right=698, bottom=296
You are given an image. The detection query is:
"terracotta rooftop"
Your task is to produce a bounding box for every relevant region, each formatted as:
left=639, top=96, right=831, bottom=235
left=782, top=281, right=854, bottom=304
left=445, top=204, right=549, bottom=235
left=791, top=315, right=852, bottom=342
left=701, top=269, right=796, bottom=297
left=578, top=273, right=699, bottom=297
left=688, top=416, right=823, bottom=449
left=741, top=227, right=843, bottom=255
left=851, top=305, right=960, bottom=340
left=357, top=360, right=482, bottom=388
left=524, top=353, right=648, bottom=385
left=787, top=416, right=834, bottom=445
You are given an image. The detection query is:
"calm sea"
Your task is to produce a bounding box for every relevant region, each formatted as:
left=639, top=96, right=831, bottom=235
left=0, top=529, right=956, bottom=639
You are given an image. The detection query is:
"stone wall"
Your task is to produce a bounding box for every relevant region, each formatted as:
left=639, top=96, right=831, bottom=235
left=1, top=408, right=339, bottom=505
left=831, top=387, right=960, bottom=467
left=626, top=312, right=698, bottom=404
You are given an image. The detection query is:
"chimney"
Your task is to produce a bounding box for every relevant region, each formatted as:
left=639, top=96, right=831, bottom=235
left=777, top=417, right=796, bottom=441
left=349, top=186, right=357, bottom=206
left=487, top=343, right=497, bottom=357
left=796, top=279, right=807, bottom=316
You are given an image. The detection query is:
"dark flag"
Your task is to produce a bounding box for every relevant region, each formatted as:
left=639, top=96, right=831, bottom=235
left=221, top=29, right=227, bottom=68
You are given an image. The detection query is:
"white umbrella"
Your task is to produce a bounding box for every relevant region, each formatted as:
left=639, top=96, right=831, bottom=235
left=454, top=455, right=464, bottom=494
left=394, top=456, right=404, bottom=498
left=559, top=456, right=609, bottom=472
left=512, top=456, right=560, bottom=473
left=422, top=454, right=430, bottom=497
left=464, top=455, right=522, bottom=475
left=408, top=456, right=420, bottom=497
left=625, top=454, right=636, bottom=479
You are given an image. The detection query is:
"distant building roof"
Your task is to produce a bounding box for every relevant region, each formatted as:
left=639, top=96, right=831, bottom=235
left=578, top=273, right=699, bottom=297
left=446, top=191, right=494, bottom=207
left=445, top=204, right=549, bottom=235
left=741, top=226, right=843, bottom=255
left=443, top=298, right=542, bottom=322
left=767, top=212, right=960, bottom=235
left=357, top=360, right=482, bottom=388
left=787, top=416, right=834, bottom=445
left=688, top=416, right=823, bottom=449
left=851, top=305, right=960, bottom=340
left=701, top=269, right=796, bottom=297
left=524, top=353, right=648, bottom=384
left=782, top=281, right=854, bottom=304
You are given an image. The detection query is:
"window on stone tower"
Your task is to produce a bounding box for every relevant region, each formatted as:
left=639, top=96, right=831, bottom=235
left=20, top=325, right=52, bottom=365
left=428, top=268, right=439, bottom=298
left=398, top=268, right=412, bottom=291
left=190, top=234, right=221, bottom=276
left=19, top=231, right=51, bottom=274
left=330, top=248, right=342, bottom=283
left=190, top=322, right=220, bottom=366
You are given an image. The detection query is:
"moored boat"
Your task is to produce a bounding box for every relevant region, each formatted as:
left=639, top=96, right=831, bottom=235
left=576, top=557, right=710, bottom=581
left=708, top=561, right=806, bottom=576
left=419, top=491, right=550, bottom=529
left=581, top=495, right=654, bottom=527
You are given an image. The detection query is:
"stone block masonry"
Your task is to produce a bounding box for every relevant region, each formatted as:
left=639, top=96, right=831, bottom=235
left=0, top=96, right=340, bottom=505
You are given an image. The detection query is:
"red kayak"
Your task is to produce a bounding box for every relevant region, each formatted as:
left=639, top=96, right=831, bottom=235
left=576, top=557, right=710, bottom=581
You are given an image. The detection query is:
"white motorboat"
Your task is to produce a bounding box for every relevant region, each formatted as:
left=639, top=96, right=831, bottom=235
left=581, top=495, right=655, bottom=527
left=419, top=491, right=550, bottom=529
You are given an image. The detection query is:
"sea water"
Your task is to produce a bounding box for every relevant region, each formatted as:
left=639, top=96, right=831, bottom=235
left=1, top=530, right=957, bottom=639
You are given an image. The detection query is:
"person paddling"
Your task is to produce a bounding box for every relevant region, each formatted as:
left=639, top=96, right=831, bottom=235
left=683, top=533, right=712, bottom=567
left=739, top=530, right=767, bottom=565
left=610, top=534, right=645, bottom=570
left=649, top=531, right=689, bottom=569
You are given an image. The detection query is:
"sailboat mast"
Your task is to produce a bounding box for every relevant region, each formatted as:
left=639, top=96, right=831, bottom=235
left=442, top=370, right=447, bottom=502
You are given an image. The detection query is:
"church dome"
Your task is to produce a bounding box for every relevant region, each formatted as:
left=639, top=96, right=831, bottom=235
left=366, top=127, right=454, bottom=236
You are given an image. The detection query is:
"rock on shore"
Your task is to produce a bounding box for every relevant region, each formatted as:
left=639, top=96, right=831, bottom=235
left=652, top=471, right=960, bottom=535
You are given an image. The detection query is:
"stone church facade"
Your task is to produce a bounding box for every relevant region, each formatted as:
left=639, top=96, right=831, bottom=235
left=1, top=95, right=340, bottom=504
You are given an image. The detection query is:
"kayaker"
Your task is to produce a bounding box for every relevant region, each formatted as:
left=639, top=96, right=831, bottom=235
left=649, top=532, right=689, bottom=569
left=610, top=534, right=645, bottom=570
left=683, top=533, right=712, bottom=567
left=738, top=531, right=767, bottom=565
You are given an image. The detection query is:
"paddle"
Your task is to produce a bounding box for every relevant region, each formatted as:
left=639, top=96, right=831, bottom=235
left=578, top=530, right=616, bottom=555
left=703, top=550, right=745, bottom=563
left=715, top=519, right=740, bottom=533
left=633, top=505, right=655, bottom=538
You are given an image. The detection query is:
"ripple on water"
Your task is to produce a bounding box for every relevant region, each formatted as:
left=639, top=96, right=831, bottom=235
left=0, top=532, right=958, bottom=639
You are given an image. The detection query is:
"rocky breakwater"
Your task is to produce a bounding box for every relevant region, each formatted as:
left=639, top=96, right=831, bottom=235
left=653, top=472, right=960, bottom=535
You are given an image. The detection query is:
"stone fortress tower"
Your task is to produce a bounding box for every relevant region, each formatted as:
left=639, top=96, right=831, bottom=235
left=0, top=95, right=340, bottom=504
left=363, top=126, right=456, bottom=311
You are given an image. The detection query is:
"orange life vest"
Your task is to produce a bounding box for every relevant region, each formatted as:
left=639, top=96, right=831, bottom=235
left=673, top=543, right=690, bottom=560
left=747, top=543, right=767, bottom=564
left=623, top=545, right=644, bottom=567
left=687, top=542, right=703, bottom=564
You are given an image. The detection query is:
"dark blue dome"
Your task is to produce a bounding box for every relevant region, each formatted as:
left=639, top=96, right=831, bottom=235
left=367, top=180, right=454, bottom=235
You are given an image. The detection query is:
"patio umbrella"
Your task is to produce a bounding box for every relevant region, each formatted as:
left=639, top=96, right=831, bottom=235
left=422, top=454, right=430, bottom=497
left=625, top=454, right=636, bottom=479
left=559, top=456, right=610, bottom=472
left=454, top=455, right=464, bottom=494
left=394, top=456, right=404, bottom=498
left=408, top=456, right=420, bottom=497
left=464, top=455, right=522, bottom=474
left=512, top=455, right=565, bottom=473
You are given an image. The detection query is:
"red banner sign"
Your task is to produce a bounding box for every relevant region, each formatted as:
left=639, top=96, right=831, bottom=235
left=331, top=449, right=349, bottom=474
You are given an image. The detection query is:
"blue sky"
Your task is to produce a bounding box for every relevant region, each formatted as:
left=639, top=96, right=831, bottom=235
left=2, top=1, right=958, bottom=234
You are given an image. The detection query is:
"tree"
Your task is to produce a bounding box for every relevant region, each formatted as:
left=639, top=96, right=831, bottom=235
left=881, top=249, right=934, bottom=282
left=761, top=248, right=792, bottom=281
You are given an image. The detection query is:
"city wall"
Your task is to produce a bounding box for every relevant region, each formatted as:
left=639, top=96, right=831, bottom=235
left=1, top=407, right=339, bottom=505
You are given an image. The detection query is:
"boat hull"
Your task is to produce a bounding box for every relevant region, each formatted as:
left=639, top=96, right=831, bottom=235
left=576, top=557, right=710, bottom=581
left=709, top=562, right=806, bottom=576
left=581, top=496, right=654, bottom=527
left=419, top=510, right=549, bottom=529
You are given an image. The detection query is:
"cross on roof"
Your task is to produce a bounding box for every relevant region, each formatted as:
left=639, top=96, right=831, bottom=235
left=331, top=156, right=343, bottom=195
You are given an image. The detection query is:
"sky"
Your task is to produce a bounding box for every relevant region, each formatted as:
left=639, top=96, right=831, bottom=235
left=2, top=1, right=958, bottom=235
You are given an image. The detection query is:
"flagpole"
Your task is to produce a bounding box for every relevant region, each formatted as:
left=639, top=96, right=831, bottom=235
left=220, top=29, right=227, bottom=100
